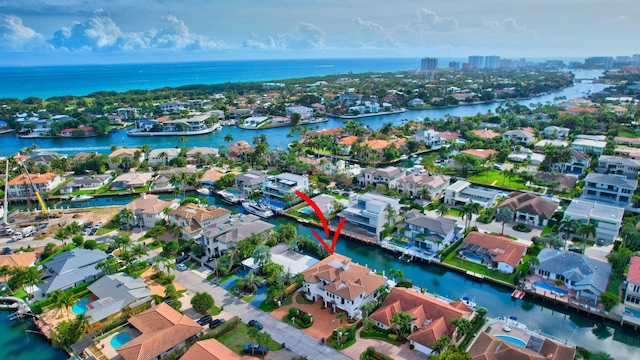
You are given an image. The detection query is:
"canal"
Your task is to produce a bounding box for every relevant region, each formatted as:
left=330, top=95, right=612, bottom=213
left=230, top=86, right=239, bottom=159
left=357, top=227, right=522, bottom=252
left=12, top=193, right=639, bottom=358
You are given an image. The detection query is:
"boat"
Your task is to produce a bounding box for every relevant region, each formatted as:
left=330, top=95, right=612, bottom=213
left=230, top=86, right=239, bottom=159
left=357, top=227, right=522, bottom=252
left=328, top=108, right=406, bottom=119
left=216, top=190, right=241, bottom=204
left=196, top=188, right=211, bottom=196
left=126, top=117, right=221, bottom=137
left=242, top=201, right=274, bottom=218
left=70, top=195, right=94, bottom=202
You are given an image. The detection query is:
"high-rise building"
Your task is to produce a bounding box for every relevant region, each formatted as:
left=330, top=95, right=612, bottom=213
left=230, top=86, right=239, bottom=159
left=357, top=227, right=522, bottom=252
left=461, top=62, right=473, bottom=70
left=499, top=59, right=513, bottom=69
left=421, top=57, right=438, bottom=71
left=485, top=56, right=500, bottom=69
left=468, top=55, right=485, bottom=69
left=584, top=57, right=613, bottom=69
left=449, top=61, right=460, bottom=71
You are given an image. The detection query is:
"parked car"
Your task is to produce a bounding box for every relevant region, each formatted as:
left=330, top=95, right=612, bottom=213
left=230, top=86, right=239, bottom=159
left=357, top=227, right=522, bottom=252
left=176, top=263, right=188, bottom=271
left=209, top=318, right=226, bottom=329
left=94, top=221, right=103, bottom=228
left=82, top=228, right=91, bottom=236
left=163, top=298, right=173, bottom=305
left=89, top=227, right=98, bottom=236
left=243, top=344, right=269, bottom=356
left=175, top=254, right=190, bottom=264
left=83, top=221, right=93, bottom=228
left=2, top=247, right=12, bottom=255
left=248, top=320, right=263, bottom=330
left=196, top=315, right=212, bottom=326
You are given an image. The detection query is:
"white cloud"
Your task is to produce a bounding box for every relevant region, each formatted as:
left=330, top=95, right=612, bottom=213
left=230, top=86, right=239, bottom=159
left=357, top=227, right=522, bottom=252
left=0, top=14, right=48, bottom=50
left=414, top=9, right=459, bottom=33
left=48, top=10, right=219, bottom=51
left=482, top=18, right=532, bottom=34
left=241, top=23, right=325, bottom=51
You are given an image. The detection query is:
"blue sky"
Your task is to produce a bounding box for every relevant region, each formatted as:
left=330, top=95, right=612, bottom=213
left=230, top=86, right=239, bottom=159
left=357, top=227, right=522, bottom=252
left=1, top=0, right=638, bottom=65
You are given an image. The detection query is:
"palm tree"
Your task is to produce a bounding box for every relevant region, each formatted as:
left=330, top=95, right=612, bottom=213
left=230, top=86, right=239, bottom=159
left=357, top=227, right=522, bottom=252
left=119, top=208, right=135, bottom=232
left=113, top=234, right=132, bottom=253
left=389, top=268, right=405, bottom=283
left=252, top=245, right=271, bottom=272
left=577, top=221, right=597, bottom=253
left=49, top=289, right=75, bottom=317
left=224, top=134, right=234, bottom=146
left=96, top=258, right=121, bottom=275
left=157, top=151, right=169, bottom=165
left=435, top=203, right=449, bottom=217
left=153, top=256, right=173, bottom=276
left=495, top=207, right=514, bottom=235
left=385, top=204, right=397, bottom=226
left=131, top=244, right=148, bottom=262
left=390, top=311, right=414, bottom=336
left=558, top=218, right=579, bottom=250
left=21, top=266, right=44, bottom=297
left=165, top=222, right=183, bottom=240
left=450, top=318, right=472, bottom=340
left=432, top=335, right=452, bottom=354
left=461, top=201, right=480, bottom=229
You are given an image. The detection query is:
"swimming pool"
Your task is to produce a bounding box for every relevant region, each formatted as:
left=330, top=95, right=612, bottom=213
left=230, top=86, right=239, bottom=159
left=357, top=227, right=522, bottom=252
left=534, top=281, right=569, bottom=295
left=496, top=335, right=527, bottom=347
left=110, top=333, right=131, bottom=349
left=71, top=298, right=89, bottom=315
left=299, top=207, right=314, bottom=215
left=460, top=250, right=484, bottom=263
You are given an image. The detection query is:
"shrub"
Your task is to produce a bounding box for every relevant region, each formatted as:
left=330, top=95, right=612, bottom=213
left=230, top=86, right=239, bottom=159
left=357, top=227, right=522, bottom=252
left=367, top=346, right=376, bottom=355
left=513, top=223, right=532, bottom=233
left=72, top=235, right=84, bottom=246
left=388, top=333, right=397, bottom=341
left=190, top=292, right=214, bottom=314
left=83, top=240, right=97, bottom=249
left=289, top=308, right=299, bottom=318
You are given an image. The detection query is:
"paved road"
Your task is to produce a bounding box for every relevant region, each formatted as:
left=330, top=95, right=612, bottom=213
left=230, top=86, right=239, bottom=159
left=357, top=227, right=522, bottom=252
left=172, top=267, right=353, bottom=360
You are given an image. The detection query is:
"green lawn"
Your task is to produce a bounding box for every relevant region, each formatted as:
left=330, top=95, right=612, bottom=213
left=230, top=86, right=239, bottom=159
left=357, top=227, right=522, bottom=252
left=468, top=170, right=527, bottom=190
left=216, top=323, right=282, bottom=354
left=448, top=208, right=463, bottom=218
left=443, top=244, right=515, bottom=284
left=95, top=221, right=118, bottom=236
left=13, top=288, right=29, bottom=300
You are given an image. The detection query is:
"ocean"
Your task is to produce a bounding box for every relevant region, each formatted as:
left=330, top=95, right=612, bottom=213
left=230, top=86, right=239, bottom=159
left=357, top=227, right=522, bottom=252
left=0, top=313, right=67, bottom=360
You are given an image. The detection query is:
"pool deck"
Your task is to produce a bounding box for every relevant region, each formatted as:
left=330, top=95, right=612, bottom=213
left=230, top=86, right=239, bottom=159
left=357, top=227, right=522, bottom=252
left=96, top=326, right=140, bottom=359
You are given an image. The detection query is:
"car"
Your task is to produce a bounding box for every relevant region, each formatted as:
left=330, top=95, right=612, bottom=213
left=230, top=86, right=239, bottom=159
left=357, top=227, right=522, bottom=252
left=248, top=320, right=263, bottom=330
left=3, top=247, right=12, bottom=255
left=94, top=222, right=103, bottom=228
left=83, top=221, right=93, bottom=228
left=209, top=318, right=226, bottom=329
left=176, top=263, right=188, bottom=271
left=568, top=246, right=584, bottom=254
left=175, top=254, right=190, bottom=264
left=196, top=315, right=212, bottom=326
left=82, top=228, right=91, bottom=236
left=597, top=239, right=605, bottom=246
left=89, top=228, right=98, bottom=236
left=163, top=298, right=173, bottom=305
left=243, top=344, right=269, bottom=356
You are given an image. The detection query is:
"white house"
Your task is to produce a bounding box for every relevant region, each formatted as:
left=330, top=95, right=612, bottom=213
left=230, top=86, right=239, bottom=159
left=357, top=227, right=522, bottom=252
left=148, top=148, right=180, bottom=165
left=444, top=181, right=506, bottom=209
left=412, top=130, right=442, bottom=148
left=502, top=129, right=535, bottom=145
left=285, top=105, right=314, bottom=119
left=563, top=199, right=624, bottom=245
left=357, top=167, right=405, bottom=188
left=624, top=257, right=640, bottom=313
left=261, top=173, right=309, bottom=208
left=394, top=174, right=450, bottom=199
left=7, top=172, right=63, bottom=199
left=533, top=249, right=612, bottom=303
left=402, top=210, right=459, bottom=252
left=338, top=192, right=400, bottom=237
left=596, top=155, right=640, bottom=179
left=548, top=149, right=590, bottom=175
left=408, top=98, right=426, bottom=107
left=300, top=254, right=388, bottom=319
left=582, top=173, right=638, bottom=207
left=543, top=126, right=570, bottom=139
left=124, top=193, right=180, bottom=228
left=572, top=139, right=607, bottom=156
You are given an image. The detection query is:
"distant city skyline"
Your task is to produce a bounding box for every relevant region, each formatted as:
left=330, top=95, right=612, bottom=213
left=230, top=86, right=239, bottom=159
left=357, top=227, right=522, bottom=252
left=1, top=0, right=639, bottom=66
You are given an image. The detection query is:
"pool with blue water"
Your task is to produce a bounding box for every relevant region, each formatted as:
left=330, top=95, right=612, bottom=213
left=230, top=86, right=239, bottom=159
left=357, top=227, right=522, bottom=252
left=496, top=335, right=527, bottom=347
left=534, top=281, right=569, bottom=296
left=71, top=298, right=90, bottom=315
left=110, top=333, right=131, bottom=349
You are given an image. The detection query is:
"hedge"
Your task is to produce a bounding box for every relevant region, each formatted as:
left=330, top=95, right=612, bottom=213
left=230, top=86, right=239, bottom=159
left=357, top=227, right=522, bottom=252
left=30, top=281, right=95, bottom=314
left=439, top=237, right=464, bottom=259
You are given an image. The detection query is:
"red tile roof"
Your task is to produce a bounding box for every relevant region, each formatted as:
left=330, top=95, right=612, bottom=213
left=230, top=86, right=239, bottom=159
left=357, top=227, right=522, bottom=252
left=460, top=149, right=498, bottom=159
left=362, top=139, right=391, bottom=150
left=471, top=129, right=500, bottom=139
left=180, top=338, right=257, bottom=360
left=338, top=136, right=358, bottom=146
left=463, top=232, right=528, bottom=268
left=628, top=257, right=640, bottom=285
left=7, top=172, right=59, bottom=185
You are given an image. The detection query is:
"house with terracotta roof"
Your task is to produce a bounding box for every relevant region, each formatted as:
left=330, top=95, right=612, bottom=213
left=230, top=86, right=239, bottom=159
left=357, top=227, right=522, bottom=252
left=108, top=148, right=144, bottom=169
left=111, top=172, right=154, bottom=190
left=614, top=136, right=640, bottom=146
left=168, top=203, right=231, bottom=240
left=394, top=174, right=450, bottom=199
left=7, top=172, right=63, bottom=199
left=468, top=332, right=575, bottom=360
left=460, top=149, right=498, bottom=160
left=117, top=302, right=201, bottom=360
left=125, top=193, right=180, bottom=228
left=459, top=232, right=528, bottom=273
left=337, top=135, right=359, bottom=154
left=181, top=338, right=258, bottom=360
left=566, top=107, right=598, bottom=115
left=497, top=192, right=559, bottom=226
left=199, top=168, right=226, bottom=187
left=614, top=146, right=640, bottom=160
left=624, top=257, right=640, bottom=313
left=0, top=252, right=38, bottom=282
left=437, top=131, right=462, bottom=142
left=470, top=129, right=500, bottom=139
left=300, top=253, right=388, bottom=319
left=227, top=140, right=255, bottom=159
left=369, top=287, right=473, bottom=356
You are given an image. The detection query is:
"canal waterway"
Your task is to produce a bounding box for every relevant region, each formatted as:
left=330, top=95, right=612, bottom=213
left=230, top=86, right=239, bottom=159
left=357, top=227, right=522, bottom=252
left=0, top=71, right=606, bottom=157
left=10, top=191, right=639, bottom=358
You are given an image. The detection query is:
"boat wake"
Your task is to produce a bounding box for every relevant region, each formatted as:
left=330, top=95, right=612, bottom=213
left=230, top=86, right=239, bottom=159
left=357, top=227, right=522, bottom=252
left=35, top=146, right=112, bottom=153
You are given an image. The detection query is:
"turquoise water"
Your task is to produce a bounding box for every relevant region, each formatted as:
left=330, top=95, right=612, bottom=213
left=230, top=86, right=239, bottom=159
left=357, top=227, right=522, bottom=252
left=496, top=335, right=527, bottom=347
left=71, top=298, right=89, bottom=315
left=460, top=250, right=484, bottom=263
left=110, top=333, right=131, bottom=349
left=298, top=207, right=315, bottom=215
left=534, top=281, right=569, bottom=296
left=0, top=311, right=67, bottom=360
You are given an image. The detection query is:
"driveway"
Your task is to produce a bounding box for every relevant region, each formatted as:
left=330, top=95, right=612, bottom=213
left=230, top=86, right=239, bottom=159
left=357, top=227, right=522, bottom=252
left=341, top=329, right=424, bottom=360
left=172, top=267, right=352, bottom=360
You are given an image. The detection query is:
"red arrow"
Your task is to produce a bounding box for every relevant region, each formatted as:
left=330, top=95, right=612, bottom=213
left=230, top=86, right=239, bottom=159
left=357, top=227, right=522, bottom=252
left=296, top=190, right=343, bottom=255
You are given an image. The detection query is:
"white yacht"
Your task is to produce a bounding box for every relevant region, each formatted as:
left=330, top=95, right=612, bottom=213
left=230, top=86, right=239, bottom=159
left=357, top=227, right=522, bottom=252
left=196, top=188, right=211, bottom=196
left=242, top=201, right=274, bottom=218
left=70, top=195, right=94, bottom=202
left=216, top=190, right=241, bottom=204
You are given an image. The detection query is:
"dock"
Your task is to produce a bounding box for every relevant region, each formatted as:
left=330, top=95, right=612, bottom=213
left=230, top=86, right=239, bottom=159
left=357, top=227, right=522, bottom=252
left=465, top=271, right=485, bottom=280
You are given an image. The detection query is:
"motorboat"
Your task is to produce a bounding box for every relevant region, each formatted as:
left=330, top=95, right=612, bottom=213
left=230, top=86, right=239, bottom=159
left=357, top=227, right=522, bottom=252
left=242, top=201, right=274, bottom=218
left=216, top=190, right=241, bottom=204
left=70, top=195, right=94, bottom=202
left=196, top=188, right=211, bottom=196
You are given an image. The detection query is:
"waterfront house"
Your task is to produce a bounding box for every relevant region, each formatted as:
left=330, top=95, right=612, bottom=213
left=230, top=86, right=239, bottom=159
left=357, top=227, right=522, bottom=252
left=84, top=273, right=153, bottom=325
left=402, top=210, right=459, bottom=252
left=148, top=148, right=180, bottom=166
left=39, top=248, right=109, bottom=296
left=7, top=172, right=63, bottom=199
left=124, top=193, right=180, bottom=228
left=533, top=172, right=577, bottom=193
left=201, top=213, right=274, bottom=257
left=285, top=105, right=314, bottom=119
left=408, top=98, right=426, bottom=107
left=502, top=129, right=535, bottom=145
left=412, top=130, right=442, bottom=148
left=444, top=181, right=505, bottom=209
left=156, top=101, right=185, bottom=113
left=181, top=338, right=247, bottom=360
left=548, top=149, right=590, bottom=175
left=470, top=129, right=500, bottom=139
left=168, top=203, right=231, bottom=241
left=108, top=148, right=144, bottom=169
left=459, top=149, right=498, bottom=160
left=110, top=172, right=153, bottom=190
left=338, top=192, right=400, bottom=237
left=235, top=170, right=267, bottom=196
left=624, top=257, right=640, bottom=313
left=60, top=126, right=95, bottom=137
left=394, top=174, right=450, bottom=199
left=369, top=287, right=473, bottom=356
left=596, top=155, right=640, bottom=179
left=563, top=199, right=624, bottom=245
left=459, top=232, right=528, bottom=273
left=117, top=302, right=201, bottom=360
left=544, top=126, right=570, bottom=139
left=26, top=152, right=66, bottom=167
left=533, top=249, right=612, bottom=303
left=437, top=131, right=462, bottom=143
left=468, top=332, right=576, bottom=360
left=581, top=173, right=638, bottom=207
left=185, top=147, right=219, bottom=164
left=357, top=166, right=405, bottom=188
left=571, top=139, right=606, bottom=156
left=0, top=252, right=38, bottom=282
left=59, top=174, right=111, bottom=194
left=242, top=243, right=319, bottom=275
left=497, top=192, right=559, bottom=226
left=199, top=168, right=226, bottom=188
left=261, top=172, right=309, bottom=208
left=300, top=253, right=388, bottom=319
left=227, top=140, right=255, bottom=159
